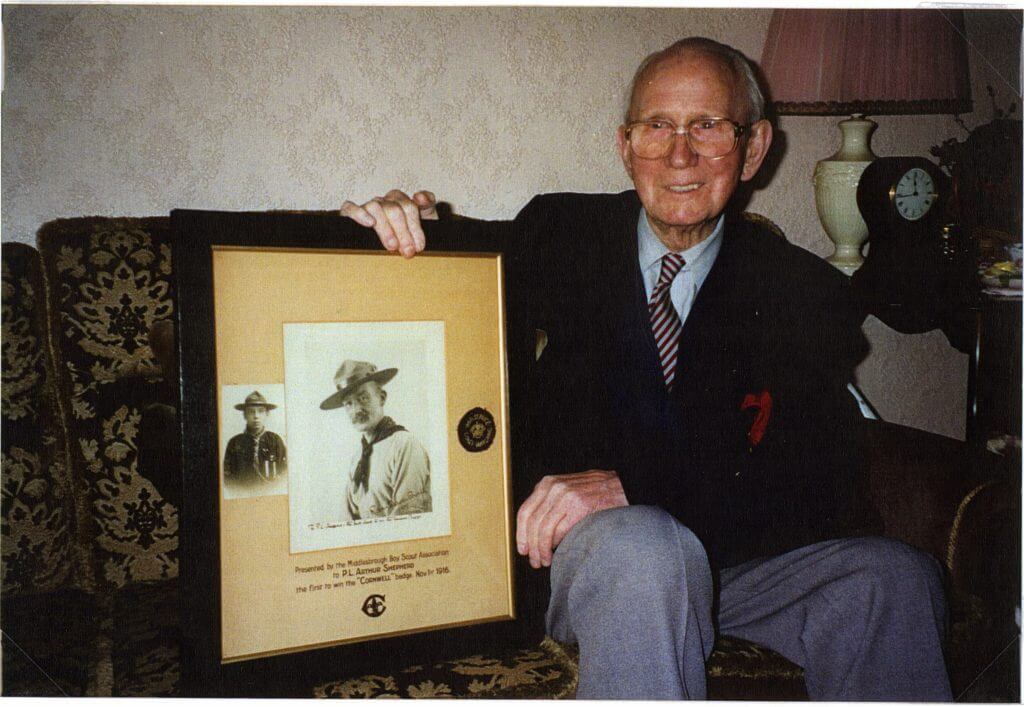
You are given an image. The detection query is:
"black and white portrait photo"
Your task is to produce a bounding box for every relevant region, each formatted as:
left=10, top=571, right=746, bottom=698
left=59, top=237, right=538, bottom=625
left=284, top=321, right=450, bottom=552
left=219, top=385, right=289, bottom=499
left=319, top=359, right=433, bottom=520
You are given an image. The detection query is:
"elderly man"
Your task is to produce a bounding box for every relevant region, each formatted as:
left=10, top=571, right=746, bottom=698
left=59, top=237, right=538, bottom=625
left=320, top=359, right=432, bottom=520
left=342, top=37, right=950, bottom=700
left=223, top=390, right=288, bottom=488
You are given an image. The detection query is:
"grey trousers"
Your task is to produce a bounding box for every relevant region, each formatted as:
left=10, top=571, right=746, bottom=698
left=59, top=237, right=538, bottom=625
left=546, top=506, right=952, bottom=700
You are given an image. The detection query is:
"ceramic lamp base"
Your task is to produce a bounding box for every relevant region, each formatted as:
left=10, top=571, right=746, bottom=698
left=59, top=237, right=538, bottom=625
left=813, top=115, right=878, bottom=276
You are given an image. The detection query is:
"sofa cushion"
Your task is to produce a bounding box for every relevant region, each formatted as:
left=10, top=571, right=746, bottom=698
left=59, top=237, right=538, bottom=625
left=315, top=633, right=807, bottom=699
left=109, top=579, right=182, bottom=696
left=1, top=588, right=97, bottom=696
left=312, top=638, right=579, bottom=698
left=707, top=635, right=807, bottom=699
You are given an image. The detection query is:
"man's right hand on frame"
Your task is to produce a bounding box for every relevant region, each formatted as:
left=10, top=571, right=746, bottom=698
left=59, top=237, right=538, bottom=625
left=516, top=469, right=628, bottom=569
left=339, top=189, right=438, bottom=258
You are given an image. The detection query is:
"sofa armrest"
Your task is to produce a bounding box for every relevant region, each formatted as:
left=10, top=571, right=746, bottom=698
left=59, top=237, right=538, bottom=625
left=863, top=420, right=1019, bottom=697
left=863, top=420, right=1003, bottom=564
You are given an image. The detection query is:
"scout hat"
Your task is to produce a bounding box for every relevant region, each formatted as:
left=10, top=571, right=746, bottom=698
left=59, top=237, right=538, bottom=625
left=319, top=360, right=398, bottom=410
left=234, top=390, right=277, bottom=411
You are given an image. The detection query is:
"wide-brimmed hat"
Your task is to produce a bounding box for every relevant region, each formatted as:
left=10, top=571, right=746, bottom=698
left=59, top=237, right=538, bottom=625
left=319, top=360, right=397, bottom=410
left=234, top=390, right=277, bottom=411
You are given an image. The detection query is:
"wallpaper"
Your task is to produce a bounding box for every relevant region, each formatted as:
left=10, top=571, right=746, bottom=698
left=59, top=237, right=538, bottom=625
left=2, top=6, right=1020, bottom=439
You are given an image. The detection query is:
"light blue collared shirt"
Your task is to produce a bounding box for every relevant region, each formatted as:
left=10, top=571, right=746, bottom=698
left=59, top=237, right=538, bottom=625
left=637, top=212, right=724, bottom=326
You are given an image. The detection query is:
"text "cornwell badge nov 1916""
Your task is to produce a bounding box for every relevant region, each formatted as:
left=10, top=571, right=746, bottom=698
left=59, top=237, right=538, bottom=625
left=458, top=407, right=496, bottom=452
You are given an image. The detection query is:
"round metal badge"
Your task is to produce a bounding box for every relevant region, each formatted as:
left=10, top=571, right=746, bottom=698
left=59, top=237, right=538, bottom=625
left=458, top=407, right=496, bottom=452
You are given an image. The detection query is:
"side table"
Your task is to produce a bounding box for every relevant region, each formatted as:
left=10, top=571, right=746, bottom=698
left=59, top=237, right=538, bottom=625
left=966, top=293, right=1022, bottom=446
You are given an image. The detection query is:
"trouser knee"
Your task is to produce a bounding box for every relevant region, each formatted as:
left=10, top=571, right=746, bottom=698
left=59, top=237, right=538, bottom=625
left=548, top=508, right=717, bottom=699
left=547, top=506, right=712, bottom=642
left=555, top=505, right=707, bottom=579
left=841, top=536, right=944, bottom=601
left=795, top=537, right=951, bottom=700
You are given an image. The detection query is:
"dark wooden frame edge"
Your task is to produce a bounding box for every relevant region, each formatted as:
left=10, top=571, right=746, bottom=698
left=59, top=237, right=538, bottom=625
left=170, top=210, right=543, bottom=697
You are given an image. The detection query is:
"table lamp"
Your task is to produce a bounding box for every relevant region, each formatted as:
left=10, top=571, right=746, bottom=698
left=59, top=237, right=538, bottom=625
left=760, top=9, right=972, bottom=275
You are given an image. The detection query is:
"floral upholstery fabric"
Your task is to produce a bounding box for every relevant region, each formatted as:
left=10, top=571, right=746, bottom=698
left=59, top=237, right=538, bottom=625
left=108, top=580, right=181, bottom=696
left=36, top=218, right=178, bottom=588
left=4, top=221, right=183, bottom=697
left=313, top=638, right=580, bottom=699
left=313, top=636, right=805, bottom=699
left=1, top=243, right=88, bottom=596
left=2, top=243, right=97, bottom=696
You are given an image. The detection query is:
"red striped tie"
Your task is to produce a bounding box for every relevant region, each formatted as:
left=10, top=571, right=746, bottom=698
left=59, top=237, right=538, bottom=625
left=649, top=253, right=686, bottom=389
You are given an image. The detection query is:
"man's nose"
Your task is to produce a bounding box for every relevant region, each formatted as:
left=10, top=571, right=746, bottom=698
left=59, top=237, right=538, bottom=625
left=667, top=131, right=698, bottom=167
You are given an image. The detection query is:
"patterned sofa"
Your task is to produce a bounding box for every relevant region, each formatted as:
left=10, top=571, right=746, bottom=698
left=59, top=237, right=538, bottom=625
left=2, top=216, right=1018, bottom=698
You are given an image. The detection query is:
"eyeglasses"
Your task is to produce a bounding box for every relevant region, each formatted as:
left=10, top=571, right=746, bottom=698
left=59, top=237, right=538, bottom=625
left=623, top=118, right=749, bottom=160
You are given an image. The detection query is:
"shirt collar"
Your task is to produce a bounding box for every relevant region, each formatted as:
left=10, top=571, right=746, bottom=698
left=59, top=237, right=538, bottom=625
left=365, top=416, right=404, bottom=445
left=637, top=211, right=724, bottom=277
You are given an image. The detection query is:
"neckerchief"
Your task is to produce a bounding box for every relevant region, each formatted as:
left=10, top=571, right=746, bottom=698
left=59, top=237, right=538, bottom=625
left=247, top=428, right=264, bottom=476
left=353, top=417, right=406, bottom=492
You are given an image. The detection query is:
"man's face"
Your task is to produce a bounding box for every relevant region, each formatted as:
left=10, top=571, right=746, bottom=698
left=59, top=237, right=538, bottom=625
left=616, top=50, right=772, bottom=248
left=243, top=405, right=268, bottom=433
left=342, top=381, right=386, bottom=434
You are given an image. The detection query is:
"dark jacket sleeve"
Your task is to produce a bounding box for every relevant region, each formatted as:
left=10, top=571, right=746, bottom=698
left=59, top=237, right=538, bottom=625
left=223, top=436, right=240, bottom=478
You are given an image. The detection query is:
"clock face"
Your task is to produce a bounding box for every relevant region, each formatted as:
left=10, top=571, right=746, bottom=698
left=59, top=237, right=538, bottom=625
left=892, top=167, right=936, bottom=221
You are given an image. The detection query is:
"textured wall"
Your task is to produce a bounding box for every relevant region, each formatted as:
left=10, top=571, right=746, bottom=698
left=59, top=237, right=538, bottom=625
left=2, top=6, right=1020, bottom=439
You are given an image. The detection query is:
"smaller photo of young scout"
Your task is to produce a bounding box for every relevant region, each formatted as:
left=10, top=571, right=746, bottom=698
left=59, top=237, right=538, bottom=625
left=219, top=384, right=289, bottom=500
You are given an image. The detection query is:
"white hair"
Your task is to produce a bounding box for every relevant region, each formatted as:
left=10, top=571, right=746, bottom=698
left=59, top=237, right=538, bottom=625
left=624, top=37, right=767, bottom=125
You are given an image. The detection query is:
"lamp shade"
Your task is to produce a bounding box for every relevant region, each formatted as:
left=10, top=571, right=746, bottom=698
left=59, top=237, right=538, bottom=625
left=760, top=10, right=972, bottom=116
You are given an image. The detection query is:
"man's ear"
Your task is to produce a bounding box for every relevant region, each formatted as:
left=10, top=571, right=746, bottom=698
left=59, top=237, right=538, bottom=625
left=616, top=125, right=635, bottom=180
left=380, top=389, right=388, bottom=404
left=740, top=120, right=773, bottom=182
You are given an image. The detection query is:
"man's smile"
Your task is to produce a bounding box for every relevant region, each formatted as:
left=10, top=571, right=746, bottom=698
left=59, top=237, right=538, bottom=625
left=666, top=183, right=702, bottom=193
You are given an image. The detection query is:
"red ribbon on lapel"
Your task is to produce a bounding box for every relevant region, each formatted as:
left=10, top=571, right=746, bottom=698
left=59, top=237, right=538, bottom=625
left=740, top=389, right=773, bottom=447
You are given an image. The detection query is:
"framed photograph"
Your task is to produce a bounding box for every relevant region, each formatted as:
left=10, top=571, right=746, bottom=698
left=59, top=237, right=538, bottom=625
left=219, top=383, right=289, bottom=499
left=172, top=210, right=533, bottom=696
